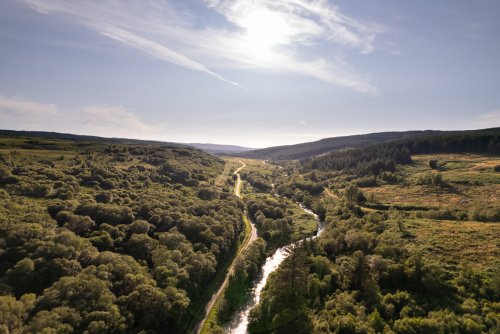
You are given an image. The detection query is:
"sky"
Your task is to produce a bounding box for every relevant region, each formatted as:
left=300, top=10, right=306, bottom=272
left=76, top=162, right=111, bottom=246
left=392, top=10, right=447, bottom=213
left=0, top=0, right=499, bottom=148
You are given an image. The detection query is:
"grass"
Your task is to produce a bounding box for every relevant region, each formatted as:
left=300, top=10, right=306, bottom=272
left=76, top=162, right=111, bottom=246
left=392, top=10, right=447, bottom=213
left=357, top=154, right=500, bottom=270
left=386, top=218, right=499, bottom=269
left=363, top=154, right=500, bottom=214
left=288, top=205, right=319, bottom=240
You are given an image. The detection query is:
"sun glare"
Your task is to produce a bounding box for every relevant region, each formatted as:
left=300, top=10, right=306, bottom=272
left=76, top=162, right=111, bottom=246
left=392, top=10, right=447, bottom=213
left=240, top=8, right=290, bottom=61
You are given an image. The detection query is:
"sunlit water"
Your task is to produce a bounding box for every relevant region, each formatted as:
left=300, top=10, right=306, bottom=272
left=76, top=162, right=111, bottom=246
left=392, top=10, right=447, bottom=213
left=225, top=204, right=324, bottom=333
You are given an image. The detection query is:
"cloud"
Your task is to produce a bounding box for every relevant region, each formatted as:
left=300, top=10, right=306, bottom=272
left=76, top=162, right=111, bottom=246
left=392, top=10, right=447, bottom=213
left=98, top=25, right=243, bottom=88
left=477, top=110, right=500, bottom=127
left=21, top=0, right=242, bottom=88
left=79, top=105, right=160, bottom=132
left=0, top=93, right=164, bottom=138
left=21, top=0, right=384, bottom=94
left=0, top=93, right=57, bottom=117
left=207, top=0, right=382, bottom=53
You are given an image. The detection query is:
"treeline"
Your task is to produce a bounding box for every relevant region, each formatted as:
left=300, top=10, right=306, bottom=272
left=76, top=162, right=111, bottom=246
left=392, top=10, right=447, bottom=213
left=0, top=137, right=245, bottom=333
left=241, top=130, right=444, bottom=160
left=247, top=197, right=500, bottom=333
left=304, top=128, right=500, bottom=176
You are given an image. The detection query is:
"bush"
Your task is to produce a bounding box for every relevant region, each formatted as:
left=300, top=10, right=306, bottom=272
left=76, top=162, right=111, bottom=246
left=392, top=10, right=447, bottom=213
left=95, top=192, right=113, bottom=203
left=428, top=159, right=438, bottom=169
left=344, top=184, right=366, bottom=204
left=415, top=172, right=444, bottom=186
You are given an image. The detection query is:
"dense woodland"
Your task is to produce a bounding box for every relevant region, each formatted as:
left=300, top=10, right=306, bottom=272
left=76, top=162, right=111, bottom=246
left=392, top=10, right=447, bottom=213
left=0, top=136, right=245, bottom=333
left=245, top=195, right=318, bottom=250
left=304, top=128, right=500, bottom=176
left=245, top=130, right=500, bottom=334
left=241, top=130, right=445, bottom=160
left=0, top=130, right=499, bottom=334
left=248, top=199, right=499, bottom=333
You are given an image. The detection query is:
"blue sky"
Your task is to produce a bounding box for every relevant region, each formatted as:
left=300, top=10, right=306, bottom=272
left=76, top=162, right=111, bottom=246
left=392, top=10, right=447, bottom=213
left=0, top=0, right=499, bottom=148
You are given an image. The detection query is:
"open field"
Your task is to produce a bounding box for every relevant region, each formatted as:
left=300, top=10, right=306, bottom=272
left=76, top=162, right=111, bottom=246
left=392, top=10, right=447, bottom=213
left=363, top=154, right=500, bottom=214
left=386, top=218, right=499, bottom=269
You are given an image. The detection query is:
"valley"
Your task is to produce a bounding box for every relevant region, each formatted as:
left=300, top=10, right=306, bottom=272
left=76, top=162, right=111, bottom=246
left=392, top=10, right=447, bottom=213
left=0, top=129, right=498, bottom=334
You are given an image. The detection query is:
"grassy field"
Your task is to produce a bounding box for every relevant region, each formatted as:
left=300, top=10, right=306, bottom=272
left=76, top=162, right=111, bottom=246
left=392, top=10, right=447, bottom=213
left=385, top=218, right=499, bottom=269
left=354, top=153, right=500, bottom=270
left=363, top=154, right=500, bottom=213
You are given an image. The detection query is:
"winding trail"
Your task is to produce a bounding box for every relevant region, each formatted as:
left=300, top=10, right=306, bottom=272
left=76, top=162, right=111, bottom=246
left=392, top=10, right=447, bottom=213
left=195, top=160, right=257, bottom=334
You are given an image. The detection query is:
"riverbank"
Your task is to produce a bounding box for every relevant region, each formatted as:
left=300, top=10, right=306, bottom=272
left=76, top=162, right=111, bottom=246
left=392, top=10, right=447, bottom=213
left=224, top=203, right=324, bottom=333
left=196, top=161, right=257, bottom=334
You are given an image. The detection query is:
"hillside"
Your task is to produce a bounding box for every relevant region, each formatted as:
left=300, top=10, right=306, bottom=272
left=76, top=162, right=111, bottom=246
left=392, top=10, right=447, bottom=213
left=241, top=130, right=443, bottom=160
left=247, top=151, right=499, bottom=333
left=0, top=134, right=246, bottom=333
left=304, top=127, right=500, bottom=175
left=0, top=129, right=184, bottom=147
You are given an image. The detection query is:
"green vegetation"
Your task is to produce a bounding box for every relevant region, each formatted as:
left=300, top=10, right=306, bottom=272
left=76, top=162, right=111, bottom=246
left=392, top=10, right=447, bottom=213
left=241, top=130, right=446, bottom=160
left=304, top=128, right=499, bottom=176
left=246, top=133, right=499, bottom=333
left=202, top=158, right=322, bottom=333
left=1, top=130, right=499, bottom=334
left=0, top=134, right=246, bottom=333
left=246, top=194, right=318, bottom=250
left=217, top=238, right=267, bottom=322
left=361, top=154, right=500, bottom=222
left=248, top=196, right=500, bottom=333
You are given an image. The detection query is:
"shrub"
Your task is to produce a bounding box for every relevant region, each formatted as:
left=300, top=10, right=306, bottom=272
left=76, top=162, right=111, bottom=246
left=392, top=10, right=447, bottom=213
left=428, top=159, right=438, bottom=169
left=415, top=172, right=444, bottom=186
left=95, top=192, right=113, bottom=203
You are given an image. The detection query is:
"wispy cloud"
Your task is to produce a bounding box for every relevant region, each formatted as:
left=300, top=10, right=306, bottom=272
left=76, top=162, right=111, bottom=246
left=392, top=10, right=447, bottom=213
left=80, top=105, right=162, bottom=133
left=22, top=0, right=242, bottom=88
left=206, top=0, right=382, bottom=53
left=99, top=25, right=243, bottom=88
left=0, top=92, right=57, bottom=116
left=21, top=0, right=384, bottom=94
left=0, top=93, right=164, bottom=138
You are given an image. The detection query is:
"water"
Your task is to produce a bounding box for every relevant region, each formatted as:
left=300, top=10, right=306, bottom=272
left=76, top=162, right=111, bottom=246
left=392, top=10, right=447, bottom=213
left=225, top=204, right=324, bottom=333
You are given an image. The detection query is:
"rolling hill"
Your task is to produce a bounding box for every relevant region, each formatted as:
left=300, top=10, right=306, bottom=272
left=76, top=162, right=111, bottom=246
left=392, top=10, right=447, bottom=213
left=240, top=130, right=446, bottom=160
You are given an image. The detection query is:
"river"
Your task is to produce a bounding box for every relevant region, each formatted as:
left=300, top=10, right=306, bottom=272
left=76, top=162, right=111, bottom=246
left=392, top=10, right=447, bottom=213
left=225, top=204, right=325, bottom=333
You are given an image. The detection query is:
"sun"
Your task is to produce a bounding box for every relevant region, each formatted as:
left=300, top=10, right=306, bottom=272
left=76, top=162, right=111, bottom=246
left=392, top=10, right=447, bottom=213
left=240, top=8, right=290, bottom=60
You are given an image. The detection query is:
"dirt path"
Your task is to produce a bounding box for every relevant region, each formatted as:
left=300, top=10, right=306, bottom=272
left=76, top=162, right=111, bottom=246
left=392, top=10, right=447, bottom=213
left=195, top=160, right=257, bottom=334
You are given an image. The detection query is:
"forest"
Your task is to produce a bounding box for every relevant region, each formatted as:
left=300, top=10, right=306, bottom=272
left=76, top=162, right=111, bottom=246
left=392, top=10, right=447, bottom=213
left=0, top=135, right=246, bottom=333
left=240, top=130, right=443, bottom=160
left=304, top=128, right=500, bottom=176
left=0, top=130, right=499, bottom=334
left=244, top=131, right=500, bottom=334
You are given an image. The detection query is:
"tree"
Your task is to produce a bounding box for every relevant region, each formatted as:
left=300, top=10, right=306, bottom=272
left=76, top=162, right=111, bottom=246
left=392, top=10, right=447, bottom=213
left=344, top=184, right=366, bottom=204
left=428, top=159, right=438, bottom=169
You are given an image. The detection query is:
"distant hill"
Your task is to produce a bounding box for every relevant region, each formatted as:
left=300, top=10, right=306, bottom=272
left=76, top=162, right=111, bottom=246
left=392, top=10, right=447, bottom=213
left=0, top=129, right=184, bottom=147
left=240, top=130, right=446, bottom=160
left=187, top=143, right=255, bottom=154
left=304, top=127, right=500, bottom=175
left=0, top=130, right=257, bottom=155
